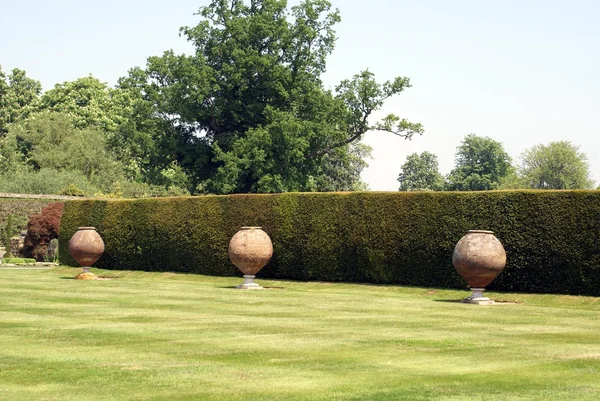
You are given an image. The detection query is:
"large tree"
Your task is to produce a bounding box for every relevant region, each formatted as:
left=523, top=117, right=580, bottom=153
left=0, top=66, right=42, bottom=135
left=122, top=0, right=422, bottom=194
left=519, top=141, right=593, bottom=189
left=397, top=151, right=444, bottom=191
left=446, top=134, right=514, bottom=191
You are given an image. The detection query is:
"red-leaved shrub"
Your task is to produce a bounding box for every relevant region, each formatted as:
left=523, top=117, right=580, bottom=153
left=23, top=202, right=64, bottom=261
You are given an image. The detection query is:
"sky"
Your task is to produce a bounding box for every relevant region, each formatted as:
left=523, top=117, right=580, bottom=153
left=2, top=0, right=599, bottom=190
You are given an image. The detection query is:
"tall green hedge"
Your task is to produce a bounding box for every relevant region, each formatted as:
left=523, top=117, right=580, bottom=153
left=59, top=191, right=600, bottom=296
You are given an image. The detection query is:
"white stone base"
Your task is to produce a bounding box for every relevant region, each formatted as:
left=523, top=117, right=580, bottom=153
left=235, top=275, right=263, bottom=290
left=461, top=288, right=495, bottom=305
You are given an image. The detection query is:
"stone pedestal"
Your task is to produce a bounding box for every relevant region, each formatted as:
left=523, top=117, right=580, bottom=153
left=461, top=288, right=495, bottom=305
left=235, top=275, right=263, bottom=290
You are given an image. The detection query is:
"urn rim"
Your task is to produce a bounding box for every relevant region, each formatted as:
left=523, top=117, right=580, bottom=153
left=240, top=226, right=262, bottom=230
left=467, top=229, right=494, bottom=234
left=77, top=227, right=97, bottom=231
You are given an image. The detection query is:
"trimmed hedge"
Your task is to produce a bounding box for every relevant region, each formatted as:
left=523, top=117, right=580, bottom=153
left=59, top=191, right=600, bottom=296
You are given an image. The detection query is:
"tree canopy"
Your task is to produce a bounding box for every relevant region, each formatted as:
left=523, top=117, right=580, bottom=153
left=0, top=66, right=42, bottom=135
left=37, top=76, right=127, bottom=132
left=397, top=151, right=444, bottom=191
left=446, top=134, right=514, bottom=191
left=121, top=0, right=422, bottom=194
left=519, top=141, right=593, bottom=189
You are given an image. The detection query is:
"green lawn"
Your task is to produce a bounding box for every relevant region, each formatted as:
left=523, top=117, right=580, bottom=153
left=1, top=267, right=599, bottom=401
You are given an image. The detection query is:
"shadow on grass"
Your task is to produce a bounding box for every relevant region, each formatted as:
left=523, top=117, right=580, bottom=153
left=434, top=299, right=522, bottom=304
left=59, top=276, right=121, bottom=280
left=218, top=286, right=285, bottom=290
left=434, top=299, right=463, bottom=303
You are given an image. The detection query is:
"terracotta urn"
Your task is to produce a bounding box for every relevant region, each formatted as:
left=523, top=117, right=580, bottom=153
left=68, top=227, right=105, bottom=280
left=452, top=230, right=506, bottom=304
left=228, top=227, right=273, bottom=289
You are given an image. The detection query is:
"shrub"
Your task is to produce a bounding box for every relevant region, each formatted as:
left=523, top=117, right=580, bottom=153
left=2, top=257, right=36, bottom=264
left=0, top=168, right=100, bottom=196
left=3, top=215, right=13, bottom=258
left=23, top=202, right=64, bottom=261
left=59, top=184, right=87, bottom=197
left=59, top=191, right=600, bottom=296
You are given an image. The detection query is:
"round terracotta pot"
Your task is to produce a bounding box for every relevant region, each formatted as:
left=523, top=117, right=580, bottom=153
left=228, top=227, right=273, bottom=275
left=68, top=227, right=105, bottom=268
left=452, top=230, right=506, bottom=289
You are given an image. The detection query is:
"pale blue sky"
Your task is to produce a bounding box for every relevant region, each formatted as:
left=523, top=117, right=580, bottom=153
left=2, top=0, right=599, bottom=190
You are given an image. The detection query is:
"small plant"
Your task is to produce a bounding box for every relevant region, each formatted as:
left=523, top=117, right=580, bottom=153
left=44, top=238, right=59, bottom=263
left=3, top=215, right=12, bottom=258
